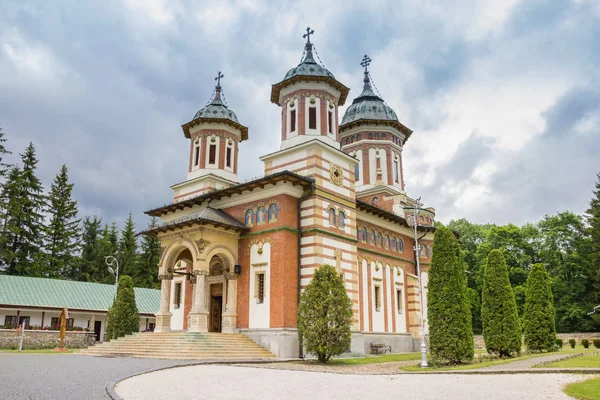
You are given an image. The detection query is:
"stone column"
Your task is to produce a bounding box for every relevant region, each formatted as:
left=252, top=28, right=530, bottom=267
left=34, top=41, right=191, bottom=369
left=222, top=272, right=238, bottom=334
left=188, top=270, right=209, bottom=333
left=154, top=273, right=173, bottom=333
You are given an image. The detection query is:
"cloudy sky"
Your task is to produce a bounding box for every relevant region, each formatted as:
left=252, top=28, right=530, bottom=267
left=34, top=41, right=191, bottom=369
left=1, top=0, right=599, bottom=230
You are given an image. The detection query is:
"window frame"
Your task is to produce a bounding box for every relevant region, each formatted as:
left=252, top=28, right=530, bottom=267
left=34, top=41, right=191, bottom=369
left=173, top=281, right=182, bottom=309
left=256, top=272, right=265, bottom=304
left=374, top=285, right=381, bottom=312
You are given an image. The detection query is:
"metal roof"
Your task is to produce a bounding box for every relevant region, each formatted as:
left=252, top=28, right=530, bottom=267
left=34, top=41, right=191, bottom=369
left=0, top=275, right=159, bottom=315
left=142, top=207, right=249, bottom=236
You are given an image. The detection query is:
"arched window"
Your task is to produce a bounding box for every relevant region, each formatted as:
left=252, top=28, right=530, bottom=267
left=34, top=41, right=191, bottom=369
left=357, top=133, right=361, bottom=140
left=370, top=230, right=376, bottom=245
left=329, top=208, right=336, bottom=226
left=256, top=207, right=266, bottom=224
left=350, top=136, right=354, bottom=143
left=245, top=209, right=254, bottom=226
left=382, top=133, right=386, bottom=139
left=268, top=204, right=278, bottom=222
left=361, top=227, right=367, bottom=242
left=371, top=196, right=378, bottom=205
left=338, top=212, right=345, bottom=228
left=369, top=132, right=373, bottom=139
left=377, top=232, right=383, bottom=247
left=385, top=234, right=390, bottom=249
left=375, top=133, right=380, bottom=140
left=356, top=227, right=359, bottom=239
left=391, top=238, right=397, bottom=251
left=398, top=239, right=404, bottom=252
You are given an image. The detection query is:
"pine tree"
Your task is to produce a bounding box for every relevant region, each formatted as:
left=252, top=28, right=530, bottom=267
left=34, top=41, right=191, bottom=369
left=105, top=275, right=140, bottom=340
left=482, top=249, right=522, bottom=356
left=585, top=172, right=600, bottom=311
left=118, top=212, right=139, bottom=282
left=297, top=264, right=353, bottom=363
left=523, top=263, right=556, bottom=352
left=428, top=226, right=474, bottom=364
left=76, top=216, right=102, bottom=281
left=0, top=143, right=45, bottom=276
left=44, top=165, right=80, bottom=278
left=96, top=222, right=118, bottom=283
left=139, top=218, right=161, bottom=289
left=0, top=128, right=12, bottom=179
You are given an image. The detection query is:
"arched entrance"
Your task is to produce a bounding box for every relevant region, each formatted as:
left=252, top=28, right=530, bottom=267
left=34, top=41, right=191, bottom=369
left=207, top=255, right=229, bottom=332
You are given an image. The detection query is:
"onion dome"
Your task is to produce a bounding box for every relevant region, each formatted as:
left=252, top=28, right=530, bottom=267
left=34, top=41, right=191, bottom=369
left=340, top=55, right=412, bottom=139
left=182, top=72, right=248, bottom=140
left=271, top=27, right=349, bottom=105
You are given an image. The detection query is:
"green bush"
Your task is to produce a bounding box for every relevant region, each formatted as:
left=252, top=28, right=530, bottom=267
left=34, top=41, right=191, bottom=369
left=105, top=275, right=140, bottom=340
left=523, top=264, right=556, bottom=352
left=297, top=264, right=353, bottom=364
left=481, top=250, right=521, bottom=357
left=569, top=338, right=576, bottom=348
left=593, top=339, right=600, bottom=349
left=428, top=226, right=474, bottom=364
left=581, top=339, right=590, bottom=349
left=555, top=338, right=563, bottom=348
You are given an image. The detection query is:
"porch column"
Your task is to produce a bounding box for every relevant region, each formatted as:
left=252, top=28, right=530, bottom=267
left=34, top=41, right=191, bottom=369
left=188, top=270, right=209, bottom=332
left=154, top=273, right=173, bottom=333
left=89, top=314, right=95, bottom=331
left=222, top=272, right=238, bottom=333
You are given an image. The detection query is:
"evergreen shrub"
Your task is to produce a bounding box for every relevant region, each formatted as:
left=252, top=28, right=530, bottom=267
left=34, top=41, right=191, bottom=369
left=568, top=338, right=576, bottom=348
left=593, top=339, right=600, bottom=349
left=105, top=275, right=140, bottom=340
left=581, top=339, right=590, bottom=349
left=523, top=264, right=556, bottom=352
left=555, top=338, right=563, bottom=348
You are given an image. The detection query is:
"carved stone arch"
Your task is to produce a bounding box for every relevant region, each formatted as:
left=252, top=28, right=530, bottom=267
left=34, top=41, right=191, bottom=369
left=201, top=243, right=236, bottom=270
left=161, top=238, right=200, bottom=274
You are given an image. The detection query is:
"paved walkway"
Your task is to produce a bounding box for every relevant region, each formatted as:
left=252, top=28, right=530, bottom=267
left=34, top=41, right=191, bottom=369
left=115, top=365, right=588, bottom=400
left=0, top=353, right=194, bottom=400
left=480, top=353, right=574, bottom=371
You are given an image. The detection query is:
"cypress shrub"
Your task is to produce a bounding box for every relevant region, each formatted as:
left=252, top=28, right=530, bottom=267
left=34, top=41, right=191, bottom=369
left=523, top=264, right=556, bottom=352
left=428, top=226, right=474, bottom=364
left=105, top=275, right=140, bottom=340
left=297, top=264, right=353, bottom=364
left=592, top=339, right=600, bottom=349
left=481, top=250, right=521, bottom=357
left=581, top=339, right=590, bottom=349
left=568, top=338, right=576, bottom=348
left=555, top=338, right=563, bottom=348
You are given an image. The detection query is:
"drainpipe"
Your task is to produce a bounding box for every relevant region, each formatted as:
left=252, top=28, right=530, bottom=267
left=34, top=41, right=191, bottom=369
left=297, top=179, right=315, bottom=359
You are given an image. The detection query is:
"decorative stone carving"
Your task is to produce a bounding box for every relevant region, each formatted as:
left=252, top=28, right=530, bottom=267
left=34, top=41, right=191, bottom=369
left=195, top=239, right=211, bottom=254
left=158, top=273, right=173, bottom=281
left=330, top=163, right=343, bottom=186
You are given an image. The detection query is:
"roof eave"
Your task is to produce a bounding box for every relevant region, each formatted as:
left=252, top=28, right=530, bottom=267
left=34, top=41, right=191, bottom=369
left=339, top=118, right=413, bottom=139
left=181, top=118, right=249, bottom=142
left=270, top=75, right=350, bottom=106
left=140, top=218, right=249, bottom=237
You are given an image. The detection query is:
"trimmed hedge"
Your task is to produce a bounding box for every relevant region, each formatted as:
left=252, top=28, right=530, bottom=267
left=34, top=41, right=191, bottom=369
left=582, top=338, right=590, bottom=349
left=523, top=264, right=556, bottom=352
left=569, top=338, right=576, bottom=348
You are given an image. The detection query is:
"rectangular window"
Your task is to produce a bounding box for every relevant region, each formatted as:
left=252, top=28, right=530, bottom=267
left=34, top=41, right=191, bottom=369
left=374, top=286, right=381, bottom=311
left=4, top=315, right=17, bottom=327
left=19, top=316, right=30, bottom=328
left=308, top=107, right=317, bottom=130
left=397, top=290, right=403, bottom=313
left=226, top=147, right=232, bottom=168
left=256, top=273, right=265, bottom=304
left=328, top=111, right=333, bottom=134
left=174, top=282, right=182, bottom=309
left=354, top=163, right=360, bottom=180
left=194, top=145, right=200, bottom=166
left=51, top=317, right=59, bottom=328
left=290, top=110, right=296, bottom=132
left=67, top=318, right=74, bottom=328
left=394, top=159, right=399, bottom=183
left=208, top=144, right=216, bottom=165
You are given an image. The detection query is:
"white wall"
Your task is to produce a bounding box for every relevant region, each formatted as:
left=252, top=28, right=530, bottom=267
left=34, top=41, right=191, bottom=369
left=394, top=267, right=407, bottom=333
left=371, top=261, right=385, bottom=332
left=169, top=275, right=186, bottom=331
left=249, top=242, right=270, bottom=329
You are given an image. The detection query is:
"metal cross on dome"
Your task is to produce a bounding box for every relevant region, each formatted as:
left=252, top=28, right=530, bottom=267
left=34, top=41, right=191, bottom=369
left=303, top=27, right=314, bottom=44
left=361, top=54, right=372, bottom=74
left=215, top=71, right=224, bottom=87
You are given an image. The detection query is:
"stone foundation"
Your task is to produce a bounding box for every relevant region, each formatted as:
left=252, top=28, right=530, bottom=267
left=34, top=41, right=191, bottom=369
left=240, top=328, right=299, bottom=358
left=474, top=332, right=600, bottom=350
left=361, top=332, right=418, bottom=354
left=0, top=329, right=96, bottom=349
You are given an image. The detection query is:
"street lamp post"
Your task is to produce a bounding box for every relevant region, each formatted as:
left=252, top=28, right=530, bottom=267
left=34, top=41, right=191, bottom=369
left=407, top=197, right=428, bottom=368
left=105, top=255, right=119, bottom=300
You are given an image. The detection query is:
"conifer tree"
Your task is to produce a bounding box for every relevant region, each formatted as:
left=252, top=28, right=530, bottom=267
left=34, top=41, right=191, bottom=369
left=96, top=222, right=118, bottom=283
left=0, top=128, right=12, bottom=180
left=523, top=263, right=556, bottom=352
left=118, top=212, right=139, bottom=280
left=44, top=165, right=80, bottom=278
left=428, top=226, right=474, bottom=364
left=105, top=275, right=140, bottom=340
left=297, top=264, right=353, bottom=363
left=585, top=172, right=600, bottom=310
left=139, top=218, right=161, bottom=289
left=77, top=216, right=102, bottom=281
left=0, top=143, right=45, bottom=276
left=482, top=249, right=522, bottom=356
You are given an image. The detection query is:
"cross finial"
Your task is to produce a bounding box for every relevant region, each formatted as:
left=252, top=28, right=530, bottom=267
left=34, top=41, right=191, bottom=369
left=215, top=71, right=224, bottom=87
left=303, top=27, right=314, bottom=45
left=360, top=54, right=372, bottom=74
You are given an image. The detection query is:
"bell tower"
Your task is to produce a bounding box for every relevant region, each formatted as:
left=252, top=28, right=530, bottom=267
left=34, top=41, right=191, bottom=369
left=173, top=72, right=249, bottom=203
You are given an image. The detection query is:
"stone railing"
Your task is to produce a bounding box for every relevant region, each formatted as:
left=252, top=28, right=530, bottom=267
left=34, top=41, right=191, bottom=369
left=474, top=333, right=600, bottom=350
left=0, top=329, right=96, bottom=349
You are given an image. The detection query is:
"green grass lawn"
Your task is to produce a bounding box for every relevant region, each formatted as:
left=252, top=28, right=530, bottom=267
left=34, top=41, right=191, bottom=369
left=401, top=348, right=597, bottom=372
left=328, top=353, right=421, bottom=365
left=539, top=354, right=600, bottom=368
left=564, top=377, right=600, bottom=400
left=0, top=349, right=75, bottom=354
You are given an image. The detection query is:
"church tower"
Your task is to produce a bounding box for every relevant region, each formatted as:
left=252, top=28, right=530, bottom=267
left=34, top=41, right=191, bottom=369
left=174, top=72, right=249, bottom=203
left=340, top=56, right=414, bottom=216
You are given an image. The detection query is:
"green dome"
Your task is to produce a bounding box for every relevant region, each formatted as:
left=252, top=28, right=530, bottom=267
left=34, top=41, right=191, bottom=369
left=192, top=89, right=240, bottom=124
left=341, top=80, right=398, bottom=126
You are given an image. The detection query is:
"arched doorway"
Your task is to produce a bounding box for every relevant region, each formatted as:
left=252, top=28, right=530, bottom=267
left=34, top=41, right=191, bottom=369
left=207, top=255, right=229, bottom=333
left=169, top=248, right=194, bottom=331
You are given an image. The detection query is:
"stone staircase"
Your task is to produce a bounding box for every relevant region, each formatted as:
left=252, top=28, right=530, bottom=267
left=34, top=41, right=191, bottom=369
left=78, top=332, right=276, bottom=361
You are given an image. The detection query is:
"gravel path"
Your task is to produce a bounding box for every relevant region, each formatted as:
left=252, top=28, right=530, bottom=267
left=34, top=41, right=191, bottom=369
left=115, top=365, right=588, bottom=400
left=0, top=353, right=195, bottom=400
left=480, top=353, right=574, bottom=371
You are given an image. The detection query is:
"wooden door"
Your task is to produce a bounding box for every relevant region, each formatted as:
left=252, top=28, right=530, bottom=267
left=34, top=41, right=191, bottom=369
left=211, top=296, right=222, bottom=332
left=94, top=321, right=102, bottom=341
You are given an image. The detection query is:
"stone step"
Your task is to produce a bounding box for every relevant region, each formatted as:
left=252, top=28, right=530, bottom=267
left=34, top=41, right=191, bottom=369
left=82, top=347, right=272, bottom=354
left=80, top=353, right=274, bottom=360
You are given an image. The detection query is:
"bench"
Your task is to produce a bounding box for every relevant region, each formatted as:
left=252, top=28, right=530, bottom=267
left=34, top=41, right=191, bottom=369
left=370, top=343, right=392, bottom=354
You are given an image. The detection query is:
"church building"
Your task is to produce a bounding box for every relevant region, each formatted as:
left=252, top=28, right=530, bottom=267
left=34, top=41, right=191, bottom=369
left=143, top=28, right=435, bottom=358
